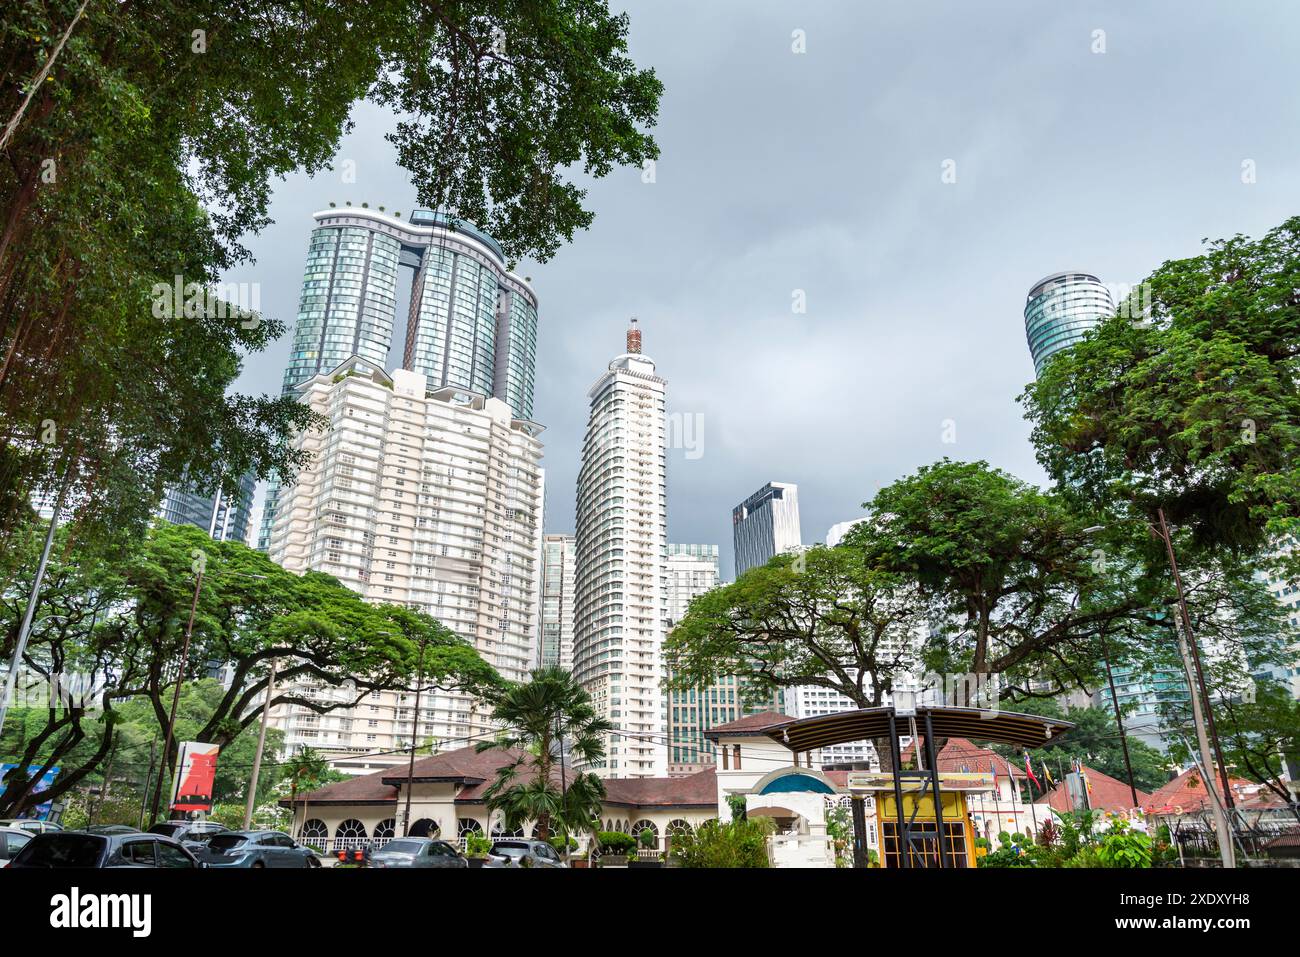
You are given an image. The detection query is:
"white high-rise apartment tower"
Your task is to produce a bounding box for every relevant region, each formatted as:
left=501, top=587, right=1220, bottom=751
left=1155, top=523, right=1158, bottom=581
left=539, top=533, right=577, bottom=670
left=573, top=320, right=669, bottom=778
left=267, top=357, right=544, bottom=771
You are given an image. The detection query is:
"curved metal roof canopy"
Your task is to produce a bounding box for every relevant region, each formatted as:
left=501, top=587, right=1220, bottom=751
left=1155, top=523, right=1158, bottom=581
left=762, top=706, right=1072, bottom=753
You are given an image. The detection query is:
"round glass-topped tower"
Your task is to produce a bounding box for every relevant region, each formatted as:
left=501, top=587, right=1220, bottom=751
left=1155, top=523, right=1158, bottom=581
left=1023, top=271, right=1114, bottom=377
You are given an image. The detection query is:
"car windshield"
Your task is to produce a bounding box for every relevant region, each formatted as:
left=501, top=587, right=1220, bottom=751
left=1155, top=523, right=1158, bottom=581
left=148, top=823, right=183, bottom=837
left=492, top=842, right=529, bottom=858
left=378, top=841, right=423, bottom=854
left=207, top=835, right=249, bottom=851
left=13, top=833, right=104, bottom=867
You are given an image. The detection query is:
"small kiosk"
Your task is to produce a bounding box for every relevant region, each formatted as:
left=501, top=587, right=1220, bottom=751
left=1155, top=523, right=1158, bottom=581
left=746, top=702, right=1072, bottom=868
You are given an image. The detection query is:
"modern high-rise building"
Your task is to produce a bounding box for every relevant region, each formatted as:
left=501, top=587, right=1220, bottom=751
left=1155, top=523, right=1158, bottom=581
left=665, top=543, right=728, bottom=775
left=258, top=206, right=539, bottom=550
left=159, top=473, right=256, bottom=544
left=539, top=534, right=577, bottom=670
left=826, top=518, right=867, bottom=548
left=573, top=320, right=669, bottom=778
left=266, top=357, right=545, bottom=769
left=1023, top=271, right=1115, bottom=377
left=732, top=481, right=801, bottom=577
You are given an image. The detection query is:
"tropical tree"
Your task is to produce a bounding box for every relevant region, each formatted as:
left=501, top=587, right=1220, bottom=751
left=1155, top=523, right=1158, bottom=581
left=0, top=0, right=663, bottom=547
left=843, top=460, right=1157, bottom=698
left=281, top=748, right=341, bottom=840
left=1022, top=215, right=1300, bottom=569
left=0, top=521, right=500, bottom=817
left=669, top=817, right=774, bottom=869
left=476, top=667, right=612, bottom=844
left=665, top=546, right=928, bottom=710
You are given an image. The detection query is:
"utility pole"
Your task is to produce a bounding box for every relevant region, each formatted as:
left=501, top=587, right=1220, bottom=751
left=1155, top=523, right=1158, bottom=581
left=1155, top=507, right=1235, bottom=868
left=242, top=658, right=277, bottom=830
left=1099, top=629, right=1141, bottom=807
left=148, top=561, right=205, bottom=825
left=137, top=734, right=159, bottom=830
left=401, top=638, right=427, bottom=836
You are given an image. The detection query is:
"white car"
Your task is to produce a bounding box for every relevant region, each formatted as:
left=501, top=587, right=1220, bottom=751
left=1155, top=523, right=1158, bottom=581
left=0, top=825, right=34, bottom=866
left=0, top=818, right=62, bottom=835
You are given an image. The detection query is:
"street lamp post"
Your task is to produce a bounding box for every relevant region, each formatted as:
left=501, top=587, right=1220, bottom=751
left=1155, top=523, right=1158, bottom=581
left=401, top=637, right=427, bottom=837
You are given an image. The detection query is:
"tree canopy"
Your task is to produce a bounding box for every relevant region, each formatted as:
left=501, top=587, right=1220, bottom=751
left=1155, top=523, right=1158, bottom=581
left=0, top=0, right=662, bottom=546
left=0, top=520, right=501, bottom=817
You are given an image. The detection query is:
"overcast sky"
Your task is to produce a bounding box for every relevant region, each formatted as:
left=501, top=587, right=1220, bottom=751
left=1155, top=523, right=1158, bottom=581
left=228, top=0, right=1300, bottom=577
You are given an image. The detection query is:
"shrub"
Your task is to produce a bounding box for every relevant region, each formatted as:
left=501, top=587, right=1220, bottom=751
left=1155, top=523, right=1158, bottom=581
left=465, top=833, right=492, bottom=858
left=637, top=828, right=657, bottom=849
left=670, top=818, right=773, bottom=868
left=596, top=831, right=636, bottom=855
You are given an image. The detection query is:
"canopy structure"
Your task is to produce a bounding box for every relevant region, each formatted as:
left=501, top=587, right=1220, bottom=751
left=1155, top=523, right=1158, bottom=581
left=747, top=705, right=1074, bottom=870
left=759, top=705, right=1073, bottom=754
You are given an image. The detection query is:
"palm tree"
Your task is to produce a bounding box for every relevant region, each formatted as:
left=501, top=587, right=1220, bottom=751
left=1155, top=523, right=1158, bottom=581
left=476, top=667, right=612, bottom=845
left=283, top=747, right=330, bottom=840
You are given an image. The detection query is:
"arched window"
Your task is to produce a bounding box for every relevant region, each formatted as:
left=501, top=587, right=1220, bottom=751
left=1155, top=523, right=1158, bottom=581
left=335, top=819, right=368, bottom=848
left=458, top=819, right=483, bottom=837
left=410, top=819, right=440, bottom=838
left=300, top=819, right=328, bottom=843
left=666, top=819, right=693, bottom=839
left=631, top=820, right=659, bottom=850
left=373, top=818, right=396, bottom=839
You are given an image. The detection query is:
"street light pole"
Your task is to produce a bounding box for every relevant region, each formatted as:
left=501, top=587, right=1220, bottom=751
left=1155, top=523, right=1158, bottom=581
left=148, top=562, right=205, bottom=826
left=242, top=657, right=277, bottom=830
left=401, top=637, right=427, bottom=837
left=1154, top=507, right=1236, bottom=868
left=1098, top=628, right=1141, bottom=808
left=0, top=466, right=72, bottom=740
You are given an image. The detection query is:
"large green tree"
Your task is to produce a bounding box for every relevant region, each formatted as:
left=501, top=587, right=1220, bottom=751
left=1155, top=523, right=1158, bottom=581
left=0, top=520, right=501, bottom=817
left=0, top=0, right=662, bottom=544
left=844, top=460, right=1155, bottom=697
left=665, top=546, right=927, bottom=709
left=1022, top=215, right=1300, bottom=566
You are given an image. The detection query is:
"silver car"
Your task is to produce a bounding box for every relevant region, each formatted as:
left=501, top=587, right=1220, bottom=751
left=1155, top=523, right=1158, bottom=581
left=201, top=830, right=321, bottom=868
left=0, top=825, right=34, bottom=865
left=369, top=838, right=467, bottom=869
left=485, top=839, right=568, bottom=868
left=0, top=818, right=62, bottom=835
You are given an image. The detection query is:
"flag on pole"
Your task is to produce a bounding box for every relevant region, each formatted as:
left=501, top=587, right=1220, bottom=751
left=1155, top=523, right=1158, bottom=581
left=1042, top=761, right=1055, bottom=789
left=1023, top=751, right=1043, bottom=792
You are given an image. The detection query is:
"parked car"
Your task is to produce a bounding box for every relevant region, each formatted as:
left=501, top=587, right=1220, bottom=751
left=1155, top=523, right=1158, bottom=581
left=0, top=818, right=62, bottom=835
left=200, top=830, right=320, bottom=868
left=148, top=820, right=229, bottom=851
left=0, top=825, right=34, bottom=865
left=485, top=839, right=568, bottom=868
left=6, top=830, right=203, bottom=868
left=82, top=824, right=141, bottom=835
left=368, top=838, right=467, bottom=869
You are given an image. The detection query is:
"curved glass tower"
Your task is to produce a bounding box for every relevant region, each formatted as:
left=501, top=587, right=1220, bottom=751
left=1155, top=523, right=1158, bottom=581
left=258, top=207, right=539, bottom=550
left=1023, top=271, right=1114, bottom=377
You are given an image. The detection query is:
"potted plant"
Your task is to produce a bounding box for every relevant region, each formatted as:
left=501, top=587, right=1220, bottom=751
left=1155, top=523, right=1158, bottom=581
left=628, top=828, right=661, bottom=868
left=595, top=830, right=634, bottom=867
left=465, top=833, right=492, bottom=868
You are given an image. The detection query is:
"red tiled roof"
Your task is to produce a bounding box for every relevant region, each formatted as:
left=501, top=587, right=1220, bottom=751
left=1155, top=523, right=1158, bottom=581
left=1035, top=765, right=1150, bottom=814
left=703, top=711, right=793, bottom=737
left=282, top=744, right=720, bottom=811
left=603, top=768, right=718, bottom=808
left=1144, top=768, right=1256, bottom=814
left=902, top=737, right=1026, bottom=779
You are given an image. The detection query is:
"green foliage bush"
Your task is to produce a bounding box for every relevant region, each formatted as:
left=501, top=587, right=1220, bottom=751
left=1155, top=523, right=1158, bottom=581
left=670, top=818, right=773, bottom=868
left=597, top=831, right=636, bottom=855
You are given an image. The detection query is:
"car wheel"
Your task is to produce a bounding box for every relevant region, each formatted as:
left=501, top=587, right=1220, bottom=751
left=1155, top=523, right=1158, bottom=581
left=252, top=861, right=266, bottom=869
left=307, top=856, right=321, bottom=868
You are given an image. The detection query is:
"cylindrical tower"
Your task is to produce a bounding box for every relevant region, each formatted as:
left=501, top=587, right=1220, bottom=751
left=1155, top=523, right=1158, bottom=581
left=1023, top=271, right=1114, bottom=377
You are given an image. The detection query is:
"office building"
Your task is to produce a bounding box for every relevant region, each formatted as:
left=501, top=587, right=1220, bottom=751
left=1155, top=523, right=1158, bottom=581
left=732, top=481, right=801, bottom=578
left=159, top=472, right=256, bottom=544
left=1023, top=271, right=1114, bottom=377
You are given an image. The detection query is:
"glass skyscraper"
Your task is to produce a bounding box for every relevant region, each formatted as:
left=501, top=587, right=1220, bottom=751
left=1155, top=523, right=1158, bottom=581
left=258, top=206, right=539, bottom=549
left=159, top=473, right=256, bottom=544
left=1023, top=271, right=1114, bottom=377
left=731, top=481, right=801, bottom=578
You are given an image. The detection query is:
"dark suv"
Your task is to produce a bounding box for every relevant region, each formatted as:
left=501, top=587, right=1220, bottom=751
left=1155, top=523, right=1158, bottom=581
left=7, top=831, right=203, bottom=868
